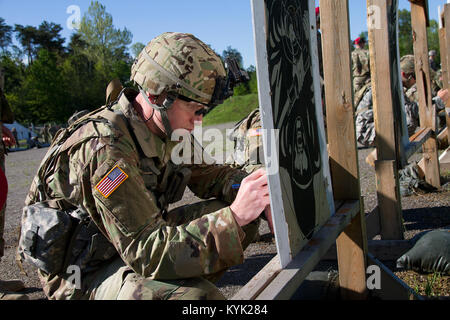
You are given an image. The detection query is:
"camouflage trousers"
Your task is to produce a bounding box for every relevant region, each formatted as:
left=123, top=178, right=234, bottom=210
left=82, top=199, right=260, bottom=300
left=355, top=88, right=419, bottom=147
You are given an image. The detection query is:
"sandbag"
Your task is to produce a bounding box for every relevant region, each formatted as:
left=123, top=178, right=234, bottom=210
left=396, top=229, right=450, bottom=274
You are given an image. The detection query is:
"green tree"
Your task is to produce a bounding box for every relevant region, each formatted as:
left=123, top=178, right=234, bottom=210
left=131, top=42, right=145, bottom=58
left=21, top=49, right=68, bottom=123
left=0, top=18, right=13, bottom=52
left=79, top=1, right=132, bottom=76
left=14, top=24, right=39, bottom=64
left=62, top=33, right=100, bottom=112
left=36, top=21, right=66, bottom=57
left=0, top=52, right=25, bottom=93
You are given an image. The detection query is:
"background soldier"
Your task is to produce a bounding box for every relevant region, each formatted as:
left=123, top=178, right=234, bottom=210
left=20, top=32, right=271, bottom=300
left=429, top=50, right=438, bottom=72
left=352, top=36, right=371, bottom=104
left=10, top=127, right=18, bottom=148
left=0, top=69, right=28, bottom=300
left=355, top=55, right=420, bottom=147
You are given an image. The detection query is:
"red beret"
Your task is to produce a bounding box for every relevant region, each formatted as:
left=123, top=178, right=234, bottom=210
left=315, top=7, right=320, bottom=16
left=0, top=166, right=7, bottom=210
left=354, top=37, right=366, bottom=45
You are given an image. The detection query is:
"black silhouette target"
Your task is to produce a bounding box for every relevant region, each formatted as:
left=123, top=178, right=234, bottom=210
left=266, top=0, right=321, bottom=239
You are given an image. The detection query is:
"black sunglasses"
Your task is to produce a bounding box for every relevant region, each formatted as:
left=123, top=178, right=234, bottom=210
left=177, top=95, right=209, bottom=116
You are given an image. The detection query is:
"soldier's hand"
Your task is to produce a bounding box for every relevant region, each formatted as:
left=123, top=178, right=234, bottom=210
left=230, top=168, right=270, bottom=227
left=437, top=89, right=449, bottom=103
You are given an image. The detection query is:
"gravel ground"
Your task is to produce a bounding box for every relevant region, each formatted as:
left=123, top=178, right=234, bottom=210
left=0, top=122, right=449, bottom=300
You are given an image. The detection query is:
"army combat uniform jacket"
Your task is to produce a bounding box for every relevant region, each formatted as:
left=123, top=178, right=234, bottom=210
left=25, top=89, right=249, bottom=299
left=352, top=48, right=371, bottom=96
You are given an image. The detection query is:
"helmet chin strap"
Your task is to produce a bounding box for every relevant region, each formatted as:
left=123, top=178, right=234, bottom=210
left=139, top=88, right=175, bottom=138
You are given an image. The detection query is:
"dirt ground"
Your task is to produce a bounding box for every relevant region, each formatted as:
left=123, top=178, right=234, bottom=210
left=0, top=122, right=449, bottom=300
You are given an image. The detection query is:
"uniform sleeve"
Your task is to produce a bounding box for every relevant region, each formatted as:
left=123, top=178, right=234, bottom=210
left=186, top=164, right=249, bottom=204
left=84, top=139, right=246, bottom=280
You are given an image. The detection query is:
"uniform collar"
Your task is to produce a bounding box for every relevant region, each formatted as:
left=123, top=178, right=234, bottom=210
left=115, top=88, right=179, bottom=163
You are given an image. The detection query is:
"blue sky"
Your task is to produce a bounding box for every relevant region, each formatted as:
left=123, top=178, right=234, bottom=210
left=0, top=0, right=445, bottom=68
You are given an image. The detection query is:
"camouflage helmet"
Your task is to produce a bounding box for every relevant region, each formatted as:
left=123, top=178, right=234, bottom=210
left=400, top=55, right=415, bottom=76
left=130, top=32, right=227, bottom=106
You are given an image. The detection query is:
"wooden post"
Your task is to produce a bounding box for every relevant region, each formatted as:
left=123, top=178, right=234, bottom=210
left=410, top=0, right=441, bottom=188
left=367, top=0, right=404, bottom=240
left=321, top=0, right=368, bottom=299
left=441, top=4, right=450, bottom=143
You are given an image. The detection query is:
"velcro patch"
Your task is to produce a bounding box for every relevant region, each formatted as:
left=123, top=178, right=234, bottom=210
left=95, top=165, right=128, bottom=198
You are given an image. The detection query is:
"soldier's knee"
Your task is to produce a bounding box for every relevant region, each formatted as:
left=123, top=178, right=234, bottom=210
left=116, top=274, right=225, bottom=300
left=170, top=278, right=226, bottom=300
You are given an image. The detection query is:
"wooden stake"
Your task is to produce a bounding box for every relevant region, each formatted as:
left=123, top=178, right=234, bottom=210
left=441, top=4, right=450, bottom=144
left=321, top=0, right=368, bottom=300
left=410, top=0, right=441, bottom=188
left=367, top=0, right=404, bottom=240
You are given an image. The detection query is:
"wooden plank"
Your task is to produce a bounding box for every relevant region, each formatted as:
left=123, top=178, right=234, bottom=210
left=323, top=239, right=412, bottom=261
left=336, top=211, right=369, bottom=299
left=321, top=0, right=368, bottom=300
left=367, top=240, right=413, bottom=260
left=233, top=201, right=345, bottom=300
left=375, top=160, right=404, bottom=240
left=366, top=127, right=433, bottom=166
left=404, top=127, right=432, bottom=159
left=367, top=0, right=404, bottom=240
left=256, top=200, right=360, bottom=300
left=438, top=127, right=448, bottom=149
left=231, top=255, right=281, bottom=300
left=411, top=1, right=441, bottom=188
left=439, top=146, right=450, bottom=171
left=367, top=253, right=423, bottom=300
left=367, top=0, right=402, bottom=162
left=322, top=0, right=360, bottom=200
left=443, top=4, right=450, bottom=144
left=365, top=206, right=381, bottom=239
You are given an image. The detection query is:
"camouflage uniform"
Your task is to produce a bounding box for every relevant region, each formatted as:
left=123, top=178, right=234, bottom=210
left=23, top=88, right=260, bottom=300
left=227, top=109, right=265, bottom=174
left=0, top=86, right=14, bottom=258
left=352, top=47, right=371, bottom=100
left=355, top=86, right=419, bottom=147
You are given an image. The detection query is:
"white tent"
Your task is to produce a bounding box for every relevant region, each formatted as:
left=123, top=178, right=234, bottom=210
left=3, top=121, right=38, bottom=141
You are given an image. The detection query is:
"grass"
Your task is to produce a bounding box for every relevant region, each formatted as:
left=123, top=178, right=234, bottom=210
left=396, top=270, right=449, bottom=299
left=203, top=93, right=259, bottom=126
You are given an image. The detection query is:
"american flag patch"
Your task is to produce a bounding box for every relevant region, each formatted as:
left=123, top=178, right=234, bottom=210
left=95, top=165, right=128, bottom=198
